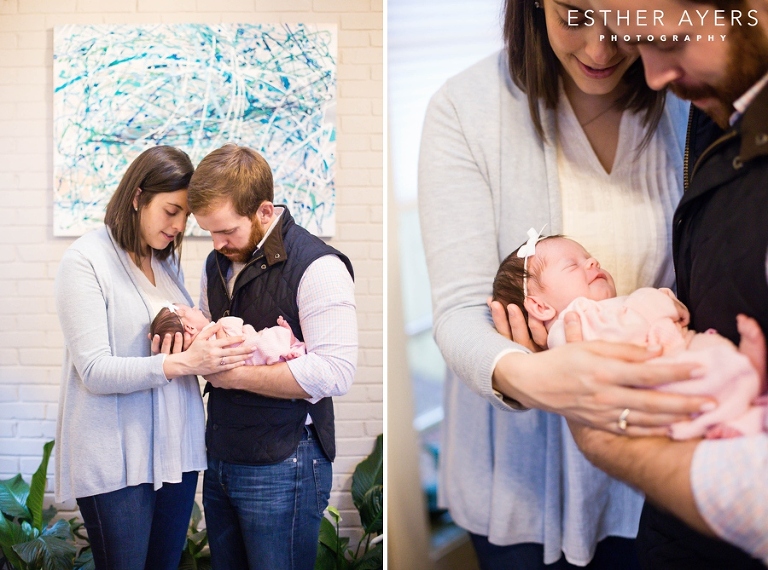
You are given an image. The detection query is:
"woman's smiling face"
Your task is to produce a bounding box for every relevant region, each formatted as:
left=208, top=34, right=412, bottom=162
left=542, top=0, right=638, bottom=97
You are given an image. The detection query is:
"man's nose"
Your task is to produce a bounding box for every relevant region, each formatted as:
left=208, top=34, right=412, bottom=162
left=638, top=47, right=683, bottom=91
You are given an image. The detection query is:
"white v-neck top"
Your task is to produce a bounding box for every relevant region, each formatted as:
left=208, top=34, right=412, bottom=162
left=128, top=254, right=207, bottom=486
left=557, top=90, right=680, bottom=296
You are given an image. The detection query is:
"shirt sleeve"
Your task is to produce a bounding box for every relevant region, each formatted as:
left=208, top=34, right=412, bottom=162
left=55, top=248, right=169, bottom=394
left=418, top=81, right=530, bottom=411
left=691, top=435, right=768, bottom=564
left=286, top=255, right=358, bottom=403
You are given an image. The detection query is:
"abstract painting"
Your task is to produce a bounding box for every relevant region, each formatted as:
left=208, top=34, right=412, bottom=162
left=53, top=23, right=337, bottom=236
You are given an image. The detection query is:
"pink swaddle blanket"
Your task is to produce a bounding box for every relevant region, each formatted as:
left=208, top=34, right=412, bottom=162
left=548, top=288, right=765, bottom=440
left=218, top=316, right=306, bottom=366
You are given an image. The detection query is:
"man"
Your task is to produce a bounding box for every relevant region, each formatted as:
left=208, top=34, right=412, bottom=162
left=187, top=144, right=357, bottom=569
left=567, top=0, right=768, bottom=567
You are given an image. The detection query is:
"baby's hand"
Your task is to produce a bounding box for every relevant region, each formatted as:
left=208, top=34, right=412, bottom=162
left=659, top=288, right=690, bottom=327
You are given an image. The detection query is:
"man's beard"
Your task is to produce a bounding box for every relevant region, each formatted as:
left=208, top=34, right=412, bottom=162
left=219, top=217, right=265, bottom=263
left=670, top=23, right=768, bottom=128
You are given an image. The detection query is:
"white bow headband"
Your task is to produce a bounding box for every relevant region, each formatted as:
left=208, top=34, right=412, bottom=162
left=518, top=225, right=547, bottom=297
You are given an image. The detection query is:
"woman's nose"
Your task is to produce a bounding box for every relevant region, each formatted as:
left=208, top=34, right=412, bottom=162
left=585, top=28, right=618, bottom=66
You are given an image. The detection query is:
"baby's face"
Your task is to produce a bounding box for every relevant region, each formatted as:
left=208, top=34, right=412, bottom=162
left=530, top=238, right=617, bottom=314
left=173, top=304, right=210, bottom=349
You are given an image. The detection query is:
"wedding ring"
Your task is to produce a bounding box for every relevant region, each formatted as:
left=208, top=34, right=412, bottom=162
left=618, top=408, right=630, bottom=431
left=220, top=358, right=226, bottom=366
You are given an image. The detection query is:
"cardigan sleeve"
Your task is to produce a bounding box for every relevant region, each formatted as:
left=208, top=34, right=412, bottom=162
left=55, top=247, right=170, bottom=395
left=418, top=80, right=528, bottom=411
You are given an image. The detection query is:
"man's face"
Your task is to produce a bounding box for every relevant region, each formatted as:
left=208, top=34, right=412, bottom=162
left=590, top=0, right=768, bottom=127
left=194, top=200, right=265, bottom=263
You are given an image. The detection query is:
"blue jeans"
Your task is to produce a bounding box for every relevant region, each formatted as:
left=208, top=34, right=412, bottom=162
left=203, top=425, right=333, bottom=570
left=76, top=471, right=198, bottom=570
left=469, top=534, right=641, bottom=570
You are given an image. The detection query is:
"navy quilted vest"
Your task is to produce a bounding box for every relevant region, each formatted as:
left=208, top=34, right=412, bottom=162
left=205, top=207, right=353, bottom=464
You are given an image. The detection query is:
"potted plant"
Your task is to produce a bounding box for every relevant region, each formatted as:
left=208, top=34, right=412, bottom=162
left=0, top=440, right=92, bottom=570
left=315, top=434, right=383, bottom=570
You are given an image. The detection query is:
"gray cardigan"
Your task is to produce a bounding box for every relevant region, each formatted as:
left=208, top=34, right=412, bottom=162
left=54, top=226, right=206, bottom=502
left=418, top=52, right=689, bottom=564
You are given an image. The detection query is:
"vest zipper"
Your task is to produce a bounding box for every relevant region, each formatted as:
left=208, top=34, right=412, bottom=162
left=689, top=130, right=739, bottom=185
left=215, top=252, right=265, bottom=317
left=683, top=108, right=694, bottom=191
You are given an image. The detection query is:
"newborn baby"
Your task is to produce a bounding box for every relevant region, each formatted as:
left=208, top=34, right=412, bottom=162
left=492, top=234, right=766, bottom=440
left=150, top=304, right=306, bottom=365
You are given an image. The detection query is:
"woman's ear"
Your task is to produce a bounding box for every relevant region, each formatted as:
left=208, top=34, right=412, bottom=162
left=524, top=295, right=557, bottom=322
left=132, top=188, right=142, bottom=211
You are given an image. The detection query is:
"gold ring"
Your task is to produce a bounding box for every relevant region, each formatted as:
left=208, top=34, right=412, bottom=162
left=618, top=408, right=630, bottom=431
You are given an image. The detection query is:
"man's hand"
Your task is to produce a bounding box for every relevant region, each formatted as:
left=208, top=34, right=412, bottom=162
left=203, top=366, right=242, bottom=390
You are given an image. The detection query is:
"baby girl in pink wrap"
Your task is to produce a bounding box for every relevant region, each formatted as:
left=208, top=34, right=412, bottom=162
left=150, top=304, right=305, bottom=365
left=492, top=233, right=767, bottom=440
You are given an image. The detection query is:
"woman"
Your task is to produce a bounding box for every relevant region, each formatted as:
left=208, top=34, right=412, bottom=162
left=54, top=146, right=252, bottom=570
left=418, top=0, right=713, bottom=568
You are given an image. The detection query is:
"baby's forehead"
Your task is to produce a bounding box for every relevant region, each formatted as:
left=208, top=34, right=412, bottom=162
left=540, top=238, right=586, bottom=259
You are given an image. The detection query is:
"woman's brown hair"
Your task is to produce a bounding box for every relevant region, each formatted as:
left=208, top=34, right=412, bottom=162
left=104, top=146, right=194, bottom=266
left=503, top=0, right=666, bottom=145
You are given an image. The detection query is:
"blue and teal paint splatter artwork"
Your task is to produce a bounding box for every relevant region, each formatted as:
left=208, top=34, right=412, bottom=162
left=53, top=23, right=337, bottom=236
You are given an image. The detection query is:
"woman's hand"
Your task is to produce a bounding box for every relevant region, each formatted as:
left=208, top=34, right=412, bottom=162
left=150, top=332, right=184, bottom=355
left=162, top=323, right=253, bottom=379
left=492, top=333, right=714, bottom=436
left=488, top=299, right=547, bottom=351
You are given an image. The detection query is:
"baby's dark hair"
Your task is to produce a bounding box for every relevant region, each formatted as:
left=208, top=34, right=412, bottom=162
left=150, top=306, right=184, bottom=340
left=492, top=234, right=562, bottom=322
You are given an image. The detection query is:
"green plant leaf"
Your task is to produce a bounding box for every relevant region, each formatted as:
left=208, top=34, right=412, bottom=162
left=42, top=505, right=58, bottom=528
left=13, top=520, right=77, bottom=570
left=358, top=485, right=383, bottom=535
left=327, top=506, right=341, bottom=524
left=316, top=542, right=353, bottom=570
left=315, top=543, right=342, bottom=570
left=178, top=550, right=197, bottom=570
left=27, top=440, right=54, bottom=532
left=318, top=516, right=340, bottom=551
left=74, top=548, right=95, bottom=570
left=351, top=541, right=383, bottom=570
left=0, top=514, right=31, bottom=569
left=0, top=475, right=31, bottom=521
left=351, top=435, right=382, bottom=513
left=42, top=519, right=73, bottom=541
left=189, top=501, right=203, bottom=530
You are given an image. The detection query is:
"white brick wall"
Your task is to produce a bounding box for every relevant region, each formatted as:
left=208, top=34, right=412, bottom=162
left=0, top=0, right=382, bottom=543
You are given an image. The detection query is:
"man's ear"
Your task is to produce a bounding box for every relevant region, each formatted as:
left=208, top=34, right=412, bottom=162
left=524, top=295, right=557, bottom=322
left=255, top=201, right=274, bottom=224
